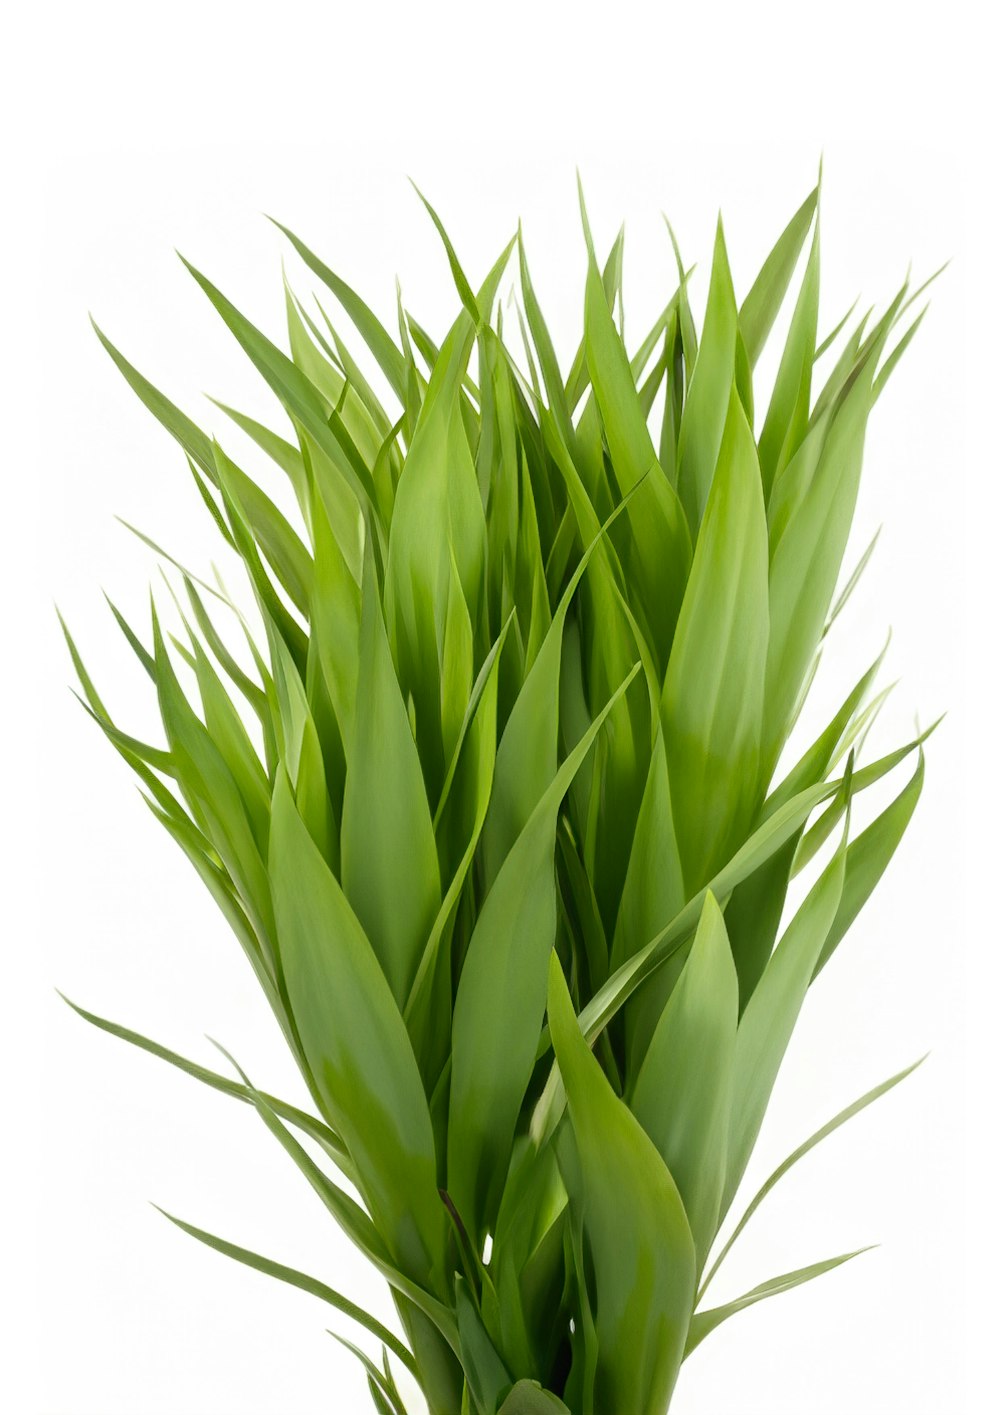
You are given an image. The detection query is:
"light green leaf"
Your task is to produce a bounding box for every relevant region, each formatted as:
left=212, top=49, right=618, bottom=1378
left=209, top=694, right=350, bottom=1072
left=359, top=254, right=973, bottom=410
left=269, top=218, right=408, bottom=401
left=758, top=223, right=820, bottom=501
left=676, top=218, right=738, bottom=530
left=738, top=185, right=819, bottom=368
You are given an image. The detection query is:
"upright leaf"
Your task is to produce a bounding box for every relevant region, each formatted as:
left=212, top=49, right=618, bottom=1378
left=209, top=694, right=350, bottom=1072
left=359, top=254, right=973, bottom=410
left=676, top=218, right=738, bottom=530
left=269, top=772, right=449, bottom=1292
left=341, top=548, right=442, bottom=1005
left=662, top=388, right=770, bottom=891
left=584, top=247, right=691, bottom=665
left=631, top=892, right=738, bottom=1269
left=724, top=843, right=846, bottom=1213
left=548, top=954, right=695, bottom=1415
left=739, top=185, right=819, bottom=368
left=448, top=666, right=639, bottom=1241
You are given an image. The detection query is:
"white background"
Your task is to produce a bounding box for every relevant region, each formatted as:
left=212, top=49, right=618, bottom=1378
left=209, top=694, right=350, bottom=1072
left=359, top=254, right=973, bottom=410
left=4, top=3, right=996, bottom=1412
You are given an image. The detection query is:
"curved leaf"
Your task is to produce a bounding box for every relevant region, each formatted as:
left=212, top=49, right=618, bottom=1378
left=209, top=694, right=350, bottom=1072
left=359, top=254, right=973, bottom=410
left=686, top=1247, right=873, bottom=1356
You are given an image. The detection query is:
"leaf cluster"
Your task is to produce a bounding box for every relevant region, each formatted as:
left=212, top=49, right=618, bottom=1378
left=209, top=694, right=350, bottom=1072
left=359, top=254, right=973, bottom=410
left=63, top=175, right=938, bottom=1414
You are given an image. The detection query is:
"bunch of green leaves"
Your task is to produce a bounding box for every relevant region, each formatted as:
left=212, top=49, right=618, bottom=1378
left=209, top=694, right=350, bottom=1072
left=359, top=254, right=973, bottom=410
left=63, top=174, right=939, bottom=1415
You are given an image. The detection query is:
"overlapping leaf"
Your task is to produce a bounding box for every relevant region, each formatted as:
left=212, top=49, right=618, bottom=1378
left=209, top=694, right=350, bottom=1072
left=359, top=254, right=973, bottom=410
left=65, top=180, right=937, bottom=1415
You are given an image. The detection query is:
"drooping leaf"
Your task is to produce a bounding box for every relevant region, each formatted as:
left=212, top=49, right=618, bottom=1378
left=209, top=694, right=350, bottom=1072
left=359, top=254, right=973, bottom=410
left=155, top=1205, right=417, bottom=1374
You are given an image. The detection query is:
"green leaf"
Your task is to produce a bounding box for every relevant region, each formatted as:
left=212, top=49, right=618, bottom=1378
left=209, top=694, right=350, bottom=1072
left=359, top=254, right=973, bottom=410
left=766, top=636, right=889, bottom=815
left=700, top=1056, right=925, bottom=1301
left=411, top=184, right=482, bottom=324
left=385, top=323, right=487, bottom=791
left=179, top=256, right=382, bottom=526
left=497, top=1382, right=571, bottom=1414
left=517, top=228, right=574, bottom=448
left=583, top=245, right=691, bottom=665
left=738, top=185, right=819, bottom=368
left=676, top=218, right=738, bottom=530
left=210, top=399, right=311, bottom=515
left=448, top=663, right=640, bottom=1241
left=724, top=841, right=846, bottom=1214
left=456, top=1278, right=511, bottom=1415
left=91, top=319, right=214, bottom=473
left=813, top=750, right=925, bottom=977
left=151, top=606, right=275, bottom=949
left=757, top=222, right=820, bottom=502
left=610, top=730, right=687, bottom=1070
left=58, top=992, right=347, bottom=1163
left=662, top=386, right=769, bottom=891
left=548, top=953, right=695, bottom=1415
left=269, top=218, right=408, bottom=401
left=331, top=1335, right=407, bottom=1415
left=724, top=637, right=889, bottom=1011
left=686, top=1247, right=874, bottom=1356
left=154, top=1205, right=417, bottom=1374
left=308, top=478, right=362, bottom=743
left=631, top=892, right=738, bottom=1270
left=406, top=621, right=508, bottom=1086
left=764, top=379, right=873, bottom=767
left=341, top=546, right=442, bottom=1005
left=212, top=1042, right=458, bottom=1349
left=481, top=490, right=637, bottom=890
left=269, top=770, right=449, bottom=1292
left=543, top=771, right=849, bottom=1095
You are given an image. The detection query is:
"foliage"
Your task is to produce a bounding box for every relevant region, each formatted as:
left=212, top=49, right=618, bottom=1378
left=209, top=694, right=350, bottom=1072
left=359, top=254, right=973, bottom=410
left=63, top=173, right=938, bottom=1413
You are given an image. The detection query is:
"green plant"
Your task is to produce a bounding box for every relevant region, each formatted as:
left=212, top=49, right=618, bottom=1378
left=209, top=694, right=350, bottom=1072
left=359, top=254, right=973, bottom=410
left=62, top=174, right=939, bottom=1415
